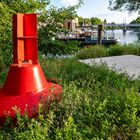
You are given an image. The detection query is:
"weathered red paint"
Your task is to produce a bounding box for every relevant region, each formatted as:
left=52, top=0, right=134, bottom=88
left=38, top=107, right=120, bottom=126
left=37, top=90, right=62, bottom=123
left=0, top=14, right=62, bottom=125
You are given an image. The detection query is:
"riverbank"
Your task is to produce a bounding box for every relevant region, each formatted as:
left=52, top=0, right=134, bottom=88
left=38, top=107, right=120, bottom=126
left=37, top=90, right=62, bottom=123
left=1, top=43, right=140, bottom=139
left=76, top=43, right=140, bottom=59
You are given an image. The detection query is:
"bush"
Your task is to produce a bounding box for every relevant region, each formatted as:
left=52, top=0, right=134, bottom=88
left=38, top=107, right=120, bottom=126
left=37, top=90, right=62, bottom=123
left=73, top=87, right=140, bottom=139
left=76, top=45, right=108, bottom=59
left=0, top=44, right=12, bottom=87
left=124, top=44, right=140, bottom=55
left=1, top=58, right=140, bottom=139
left=76, top=43, right=140, bottom=59
left=1, top=44, right=12, bottom=67
left=108, top=45, right=125, bottom=56
left=39, top=58, right=140, bottom=139
left=38, top=38, right=80, bottom=56
left=0, top=48, right=5, bottom=72
left=1, top=51, right=140, bottom=139
left=108, top=44, right=140, bottom=56
left=38, top=26, right=80, bottom=56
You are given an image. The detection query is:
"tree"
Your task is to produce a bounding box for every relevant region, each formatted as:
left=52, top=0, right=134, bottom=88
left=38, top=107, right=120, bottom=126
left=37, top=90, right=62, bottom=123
left=103, top=19, right=107, bottom=25
left=0, top=0, right=83, bottom=62
left=0, top=0, right=48, bottom=13
left=78, top=16, right=84, bottom=26
left=0, top=0, right=49, bottom=47
left=38, top=4, right=82, bottom=55
left=0, top=0, right=49, bottom=67
left=0, top=0, right=83, bottom=45
left=90, top=17, right=102, bottom=25
left=38, top=5, right=78, bottom=37
left=84, top=18, right=91, bottom=25
left=109, top=0, right=140, bottom=13
left=131, top=17, right=140, bottom=24
left=130, top=17, right=140, bottom=30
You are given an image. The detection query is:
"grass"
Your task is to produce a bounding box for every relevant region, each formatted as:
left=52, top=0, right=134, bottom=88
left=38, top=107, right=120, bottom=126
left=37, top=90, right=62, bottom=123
left=76, top=43, right=140, bottom=59
left=41, top=58, right=140, bottom=139
left=0, top=55, right=140, bottom=139
left=76, top=45, right=108, bottom=59
left=1, top=42, right=140, bottom=139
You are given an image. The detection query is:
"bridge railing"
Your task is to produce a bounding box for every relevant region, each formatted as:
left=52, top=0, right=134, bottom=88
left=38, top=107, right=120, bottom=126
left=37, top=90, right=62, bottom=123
left=76, top=24, right=140, bottom=28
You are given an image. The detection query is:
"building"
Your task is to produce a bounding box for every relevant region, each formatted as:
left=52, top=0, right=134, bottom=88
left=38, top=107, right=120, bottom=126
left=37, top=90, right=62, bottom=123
left=64, top=18, right=78, bottom=32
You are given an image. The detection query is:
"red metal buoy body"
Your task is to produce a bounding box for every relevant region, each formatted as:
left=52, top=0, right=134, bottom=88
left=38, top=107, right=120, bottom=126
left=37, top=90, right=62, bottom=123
left=0, top=14, right=62, bottom=125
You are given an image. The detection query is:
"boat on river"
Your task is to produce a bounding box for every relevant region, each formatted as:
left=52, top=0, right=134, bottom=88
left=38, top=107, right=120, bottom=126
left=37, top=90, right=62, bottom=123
left=60, top=36, right=119, bottom=46
left=84, top=36, right=119, bottom=45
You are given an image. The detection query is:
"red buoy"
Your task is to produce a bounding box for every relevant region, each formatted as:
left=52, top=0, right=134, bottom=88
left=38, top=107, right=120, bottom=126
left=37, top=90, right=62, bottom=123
left=0, top=14, right=62, bottom=125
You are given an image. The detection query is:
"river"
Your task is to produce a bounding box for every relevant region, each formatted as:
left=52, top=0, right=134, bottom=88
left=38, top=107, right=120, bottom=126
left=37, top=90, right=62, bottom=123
left=105, top=30, right=140, bottom=45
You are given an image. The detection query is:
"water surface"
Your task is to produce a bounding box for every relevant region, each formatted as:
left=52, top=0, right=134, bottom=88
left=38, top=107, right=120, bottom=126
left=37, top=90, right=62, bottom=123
left=105, top=30, right=139, bottom=45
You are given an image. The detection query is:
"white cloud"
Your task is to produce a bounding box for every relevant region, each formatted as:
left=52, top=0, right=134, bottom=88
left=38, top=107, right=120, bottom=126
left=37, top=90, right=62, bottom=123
left=60, top=0, right=79, bottom=7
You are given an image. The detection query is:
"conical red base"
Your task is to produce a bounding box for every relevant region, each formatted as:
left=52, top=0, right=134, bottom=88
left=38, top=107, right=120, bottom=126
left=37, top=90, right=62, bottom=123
left=0, top=63, right=62, bottom=125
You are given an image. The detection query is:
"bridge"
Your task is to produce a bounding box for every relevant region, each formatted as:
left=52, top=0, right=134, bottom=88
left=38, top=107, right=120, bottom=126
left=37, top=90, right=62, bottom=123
left=104, top=23, right=140, bottom=27
left=78, top=24, right=140, bottom=28
left=77, top=23, right=140, bottom=32
left=105, top=23, right=140, bottom=32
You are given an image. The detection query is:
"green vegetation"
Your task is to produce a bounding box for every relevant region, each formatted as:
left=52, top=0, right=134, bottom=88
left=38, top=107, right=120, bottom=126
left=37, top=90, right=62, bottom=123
left=38, top=37, right=80, bottom=56
left=76, top=43, right=140, bottom=59
left=1, top=0, right=140, bottom=139
left=0, top=56, right=140, bottom=139
left=0, top=0, right=49, bottom=68
left=78, top=16, right=84, bottom=26
left=91, top=17, right=102, bottom=25
left=131, top=17, right=140, bottom=24
left=0, top=0, right=83, bottom=65
left=1, top=42, right=140, bottom=139
left=129, top=17, right=140, bottom=31
left=109, top=0, right=140, bottom=13
left=0, top=0, right=49, bottom=48
left=78, top=16, right=103, bottom=26
left=76, top=45, right=108, bottom=59
left=0, top=0, right=48, bottom=69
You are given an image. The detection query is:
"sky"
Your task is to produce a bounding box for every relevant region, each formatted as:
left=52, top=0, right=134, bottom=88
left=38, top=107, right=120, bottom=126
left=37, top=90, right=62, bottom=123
left=51, top=0, right=139, bottom=23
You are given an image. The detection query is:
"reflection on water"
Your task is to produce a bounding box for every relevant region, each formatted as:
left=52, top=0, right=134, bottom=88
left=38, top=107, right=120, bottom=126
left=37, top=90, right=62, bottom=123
left=105, top=30, right=139, bottom=45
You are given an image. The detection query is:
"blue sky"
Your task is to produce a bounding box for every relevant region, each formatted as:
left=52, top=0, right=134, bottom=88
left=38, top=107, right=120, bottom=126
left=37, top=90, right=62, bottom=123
left=51, top=0, right=139, bottom=23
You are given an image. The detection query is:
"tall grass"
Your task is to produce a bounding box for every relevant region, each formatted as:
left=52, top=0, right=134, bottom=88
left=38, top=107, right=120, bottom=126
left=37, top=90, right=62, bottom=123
left=76, top=43, right=140, bottom=59
left=109, top=43, right=140, bottom=56
left=76, top=45, right=108, bottom=59
left=0, top=53, right=140, bottom=139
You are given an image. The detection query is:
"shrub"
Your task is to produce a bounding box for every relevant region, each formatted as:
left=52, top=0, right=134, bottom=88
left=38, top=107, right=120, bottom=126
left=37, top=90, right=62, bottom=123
left=0, top=48, right=5, bottom=72
left=1, top=44, right=12, bottom=67
left=124, top=44, right=140, bottom=56
left=76, top=43, right=140, bottom=59
left=108, top=45, right=125, bottom=56
left=73, top=87, right=140, bottom=139
left=1, top=80, right=140, bottom=140
left=38, top=26, right=80, bottom=56
left=38, top=38, right=80, bottom=56
left=76, top=45, right=108, bottom=59
left=38, top=58, right=140, bottom=139
left=108, top=44, right=140, bottom=56
left=1, top=55, right=140, bottom=139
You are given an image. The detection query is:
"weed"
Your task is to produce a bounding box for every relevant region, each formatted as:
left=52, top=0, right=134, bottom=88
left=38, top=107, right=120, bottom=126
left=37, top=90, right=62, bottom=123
left=76, top=43, right=140, bottom=59
left=0, top=52, right=140, bottom=139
